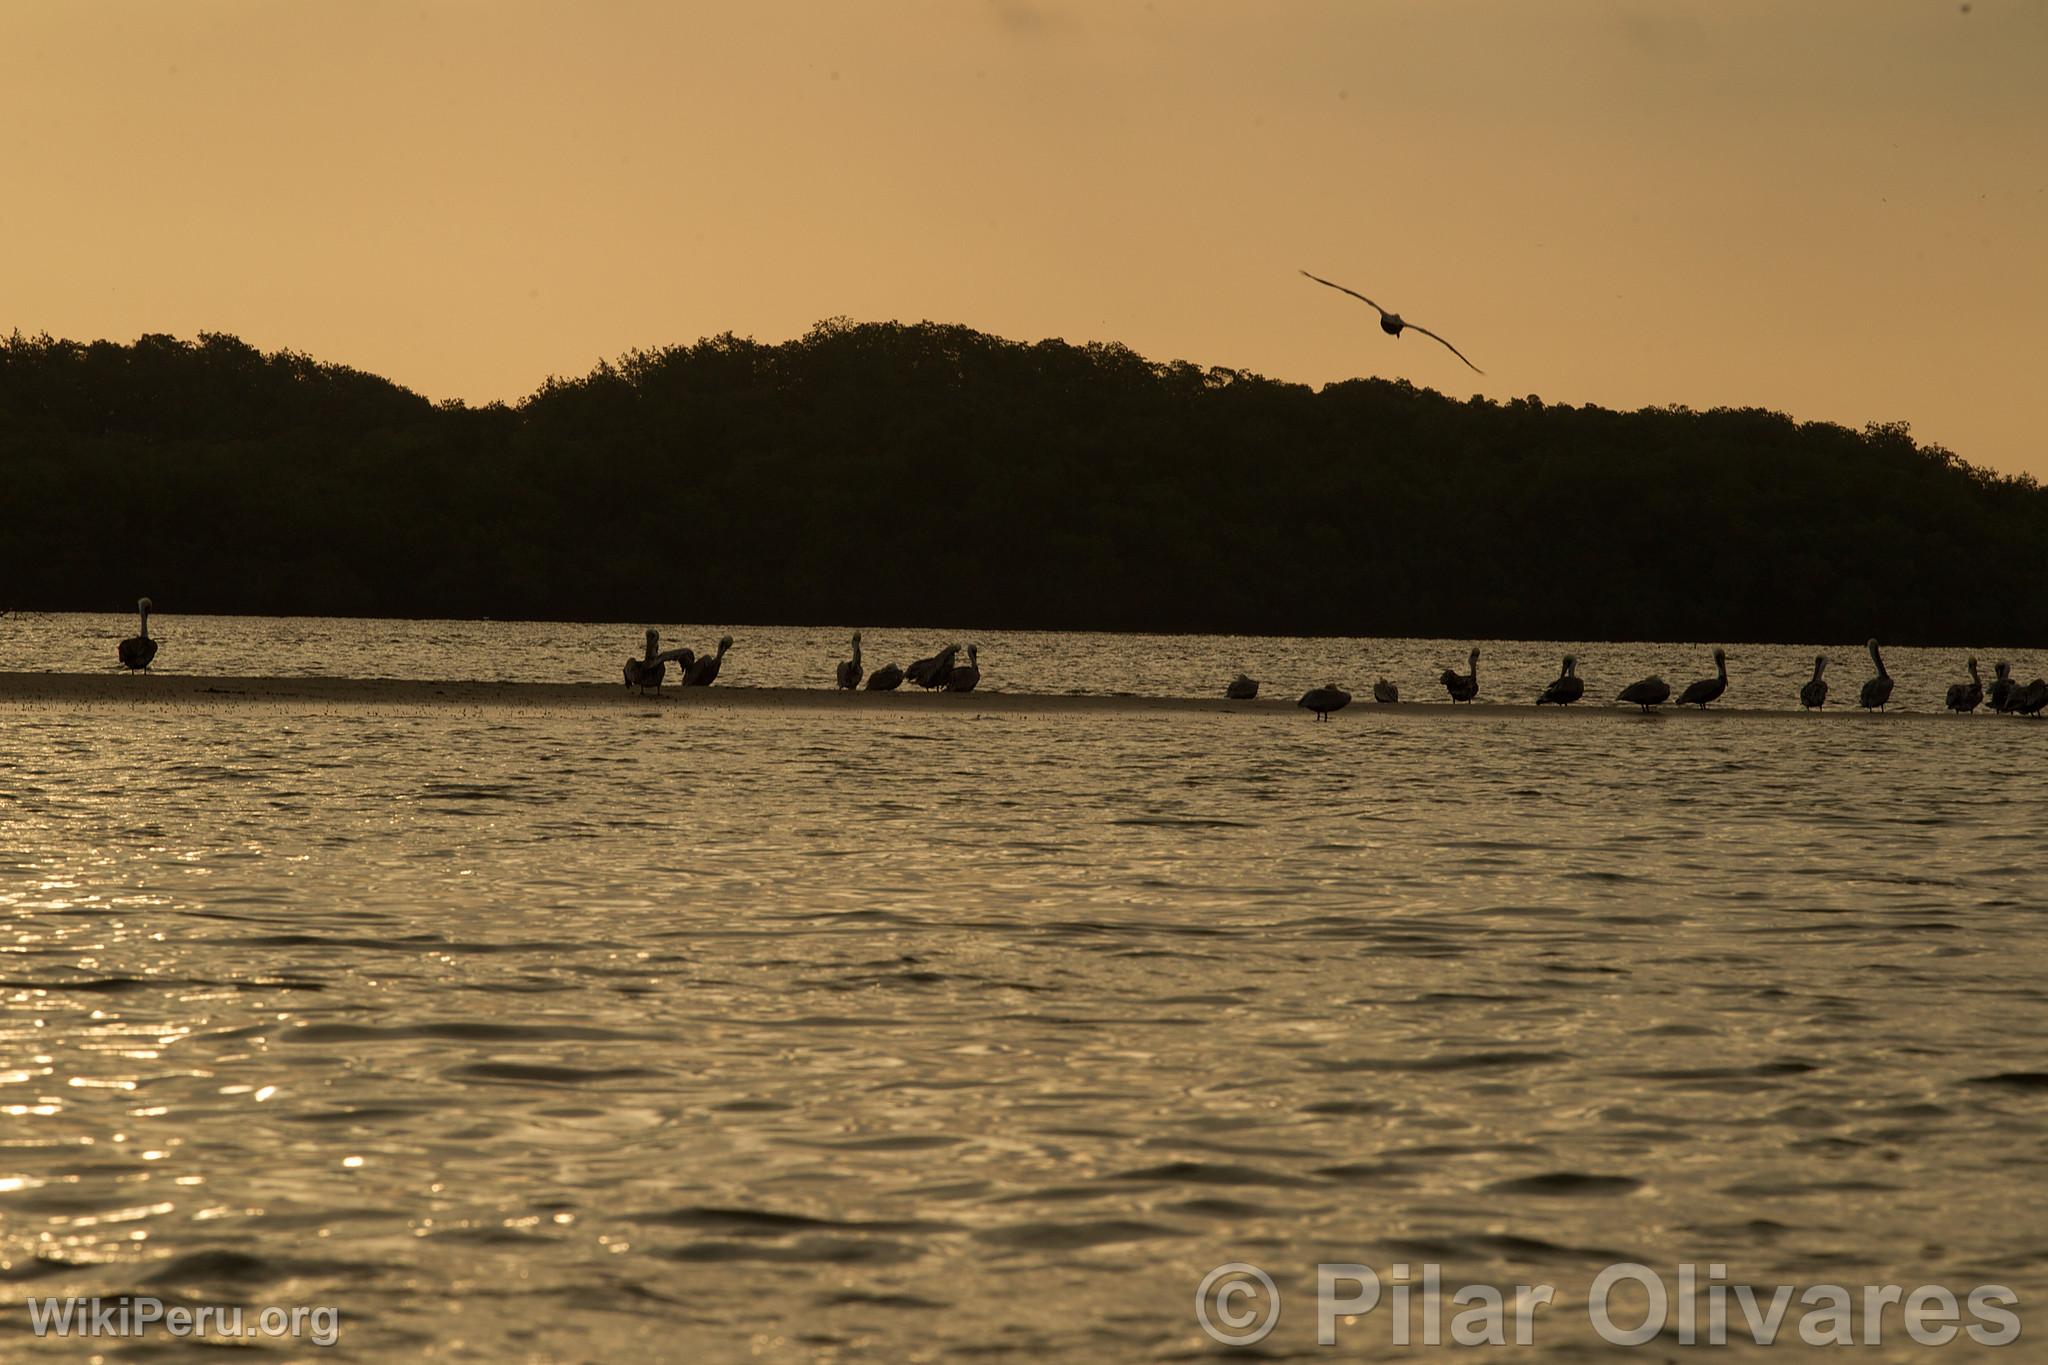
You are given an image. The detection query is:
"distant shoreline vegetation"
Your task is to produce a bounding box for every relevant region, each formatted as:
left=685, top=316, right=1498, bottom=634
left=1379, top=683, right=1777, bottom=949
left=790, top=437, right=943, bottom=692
left=3, top=322, right=2042, bottom=645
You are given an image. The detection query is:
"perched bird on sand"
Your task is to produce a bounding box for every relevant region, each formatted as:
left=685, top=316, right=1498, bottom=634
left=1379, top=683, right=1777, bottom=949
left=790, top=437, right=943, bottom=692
left=1800, top=655, right=1829, bottom=711
left=836, top=632, right=864, bottom=690
left=1372, top=678, right=1399, bottom=704
left=2012, top=678, right=2048, bottom=717
left=906, top=644, right=959, bottom=691
left=1536, top=654, right=1583, bottom=706
left=623, top=629, right=692, bottom=692
left=1858, top=639, right=1893, bottom=712
left=1677, top=648, right=1728, bottom=709
left=944, top=644, right=980, bottom=692
left=865, top=662, right=905, bottom=692
left=1300, top=270, right=1483, bottom=374
left=1440, top=648, right=1479, bottom=703
left=1945, top=658, right=1982, bottom=714
left=1298, top=684, right=1352, bottom=720
left=683, top=635, right=732, bottom=687
left=117, top=597, right=158, bottom=672
left=1226, top=674, right=1259, bottom=700
left=1618, top=675, right=1671, bottom=712
left=1989, top=661, right=2018, bottom=713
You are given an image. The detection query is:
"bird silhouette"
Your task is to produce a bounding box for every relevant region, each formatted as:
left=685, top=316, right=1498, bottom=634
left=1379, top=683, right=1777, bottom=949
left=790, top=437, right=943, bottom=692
left=683, top=635, right=732, bottom=687
left=1226, top=673, right=1259, bottom=700
left=1372, top=678, right=1399, bottom=704
left=1298, top=684, right=1352, bottom=720
left=117, top=597, right=158, bottom=673
left=1945, top=658, right=1982, bottom=714
left=1301, top=270, right=1483, bottom=374
left=1677, top=648, right=1728, bottom=708
left=1537, top=654, right=1583, bottom=705
left=1440, top=648, right=1480, bottom=703
left=865, top=662, right=905, bottom=692
left=1800, top=655, right=1829, bottom=711
left=837, top=632, right=864, bottom=690
left=1618, top=676, right=1671, bottom=712
left=944, top=644, right=981, bottom=692
left=1858, top=639, right=1893, bottom=712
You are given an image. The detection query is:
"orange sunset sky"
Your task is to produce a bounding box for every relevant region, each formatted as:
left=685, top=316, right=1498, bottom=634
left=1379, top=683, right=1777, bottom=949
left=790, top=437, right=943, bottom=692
left=5, top=1, right=2044, bottom=475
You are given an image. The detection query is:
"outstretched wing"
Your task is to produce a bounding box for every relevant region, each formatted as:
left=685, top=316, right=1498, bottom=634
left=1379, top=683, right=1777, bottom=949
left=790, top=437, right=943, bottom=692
left=1299, top=269, right=1387, bottom=316
left=1404, top=323, right=1484, bottom=375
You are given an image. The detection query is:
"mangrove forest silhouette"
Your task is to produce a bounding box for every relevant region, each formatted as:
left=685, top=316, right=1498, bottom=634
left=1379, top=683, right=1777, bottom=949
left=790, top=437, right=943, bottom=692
left=3, top=322, right=2042, bottom=644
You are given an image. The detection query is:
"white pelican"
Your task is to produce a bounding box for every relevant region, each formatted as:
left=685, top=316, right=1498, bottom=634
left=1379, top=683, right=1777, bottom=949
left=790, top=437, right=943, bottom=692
left=1858, top=639, right=1893, bottom=711
left=837, top=632, right=864, bottom=690
left=944, top=644, right=980, bottom=692
left=1677, top=648, right=1728, bottom=708
left=1800, top=655, right=1829, bottom=710
left=117, top=597, right=158, bottom=672
left=1989, top=661, right=2018, bottom=712
left=1300, top=270, right=1483, bottom=374
left=865, top=662, right=905, bottom=692
left=622, top=630, right=692, bottom=692
left=1440, top=648, right=1479, bottom=703
left=683, top=635, right=732, bottom=687
left=906, top=644, right=959, bottom=691
left=1372, top=678, right=1399, bottom=704
left=1298, top=684, right=1352, bottom=720
left=1945, top=658, right=1982, bottom=714
left=1536, top=654, right=1583, bottom=705
left=1226, top=674, right=1259, bottom=700
left=1618, top=676, right=1670, bottom=712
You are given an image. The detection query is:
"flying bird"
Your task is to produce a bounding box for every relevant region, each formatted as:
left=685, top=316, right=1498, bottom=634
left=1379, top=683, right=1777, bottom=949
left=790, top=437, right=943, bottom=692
left=117, top=597, right=158, bottom=673
left=1800, top=655, right=1829, bottom=711
left=1300, top=270, right=1484, bottom=374
left=1536, top=654, right=1584, bottom=706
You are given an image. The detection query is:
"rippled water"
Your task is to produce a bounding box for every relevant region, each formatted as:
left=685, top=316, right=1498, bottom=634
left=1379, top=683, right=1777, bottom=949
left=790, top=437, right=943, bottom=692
left=3, top=620, right=2045, bottom=1360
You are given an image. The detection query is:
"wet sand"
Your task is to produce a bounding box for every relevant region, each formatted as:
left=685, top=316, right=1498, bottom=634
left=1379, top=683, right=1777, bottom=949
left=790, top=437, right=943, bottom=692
left=0, top=671, right=2012, bottom=719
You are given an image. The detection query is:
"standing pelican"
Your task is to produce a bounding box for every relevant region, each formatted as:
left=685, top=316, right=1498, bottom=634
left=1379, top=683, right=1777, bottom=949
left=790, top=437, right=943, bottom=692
left=1298, top=683, right=1352, bottom=720
left=1989, top=661, right=2018, bottom=713
left=2013, top=678, right=2048, bottom=716
left=1858, top=638, right=1893, bottom=711
left=1226, top=673, right=1259, bottom=700
left=1372, top=678, right=1399, bottom=704
left=117, top=597, right=158, bottom=672
left=683, top=635, right=732, bottom=687
left=865, top=662, right=905, bottom=692
left=1300, top=270, right=1484, bottom=374
left=1617, top=675, right=1671, bottom=712
left=836, top=632, right=864, bottom=690
left=622, top=630, right=692, bottom=692
left=1945, top=658, right=1983, bottom=714
left=906, top=644, right=959, bottom=691
left=1677, top=648, right=1728, bottom=709
left=1536, top=654, right=1584, bottom=706
left=1439, top=648, right=1479, bottom=703
left=1800, top=655, right=1829, bottom=711
left=944, top=644, right=980, bottom=692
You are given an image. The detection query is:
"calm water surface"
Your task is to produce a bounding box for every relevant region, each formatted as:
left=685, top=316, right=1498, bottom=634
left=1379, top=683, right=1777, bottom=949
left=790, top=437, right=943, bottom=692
left=2, top=619, right=2045, bottom=1360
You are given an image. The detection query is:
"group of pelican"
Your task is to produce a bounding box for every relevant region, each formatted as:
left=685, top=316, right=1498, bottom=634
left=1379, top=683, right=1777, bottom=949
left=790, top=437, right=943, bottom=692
left=1228, top=640, right=2048, bottom=718
left=622, top=631, right=731, bottom=692
left=836, top=633, right=980, bottom=693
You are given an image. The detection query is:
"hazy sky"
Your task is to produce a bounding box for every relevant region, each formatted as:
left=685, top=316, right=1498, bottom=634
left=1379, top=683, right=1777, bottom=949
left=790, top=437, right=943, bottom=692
left=6, top=1, right=2044, bottom=474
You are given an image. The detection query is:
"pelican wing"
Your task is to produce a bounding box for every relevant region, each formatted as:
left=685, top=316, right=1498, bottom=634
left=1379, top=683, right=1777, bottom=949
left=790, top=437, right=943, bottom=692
left=1299, top=270, right=1387, bottom=316
left=1403, top=322, right=1484, bottom=374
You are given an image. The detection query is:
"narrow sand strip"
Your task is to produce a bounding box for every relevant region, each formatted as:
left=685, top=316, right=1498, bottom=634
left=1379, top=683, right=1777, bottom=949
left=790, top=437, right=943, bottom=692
left=0, top=672, right=2021, bottom=720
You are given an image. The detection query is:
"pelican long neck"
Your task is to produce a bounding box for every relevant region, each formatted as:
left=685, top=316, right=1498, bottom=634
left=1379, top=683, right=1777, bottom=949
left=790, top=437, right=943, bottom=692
left=139, top=606, right=151, bottom=639
left=1468, top=650, right=1478, bottom=681
left=1968, top=659, right=1980, bottom=683
left=644, top=632, right=659, bottom=663
left=1811, top=658, right=1825, bottom=682
left=851, top=635, right=861, bottom=666
left=1871, top=644, right=1887, bottom=678
left=1717, top=654, right=1727, bottom=682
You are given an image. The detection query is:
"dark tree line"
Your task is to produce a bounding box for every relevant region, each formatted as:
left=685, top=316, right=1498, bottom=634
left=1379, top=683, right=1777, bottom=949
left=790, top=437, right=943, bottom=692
left=2, top=322, right=2042, bottom=643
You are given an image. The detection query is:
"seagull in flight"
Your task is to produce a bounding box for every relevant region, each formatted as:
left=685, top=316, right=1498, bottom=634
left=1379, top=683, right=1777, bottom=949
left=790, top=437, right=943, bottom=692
left=1300, top=269, right=1483, bottom=374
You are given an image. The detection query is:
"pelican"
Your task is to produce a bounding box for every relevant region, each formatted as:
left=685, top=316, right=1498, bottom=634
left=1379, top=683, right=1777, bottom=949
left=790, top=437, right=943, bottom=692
left=1439, top=648, right=1479, bottom=703
left=1372, top=678, right=1399, bottom=704
left=1800, top=655, right=1829, bottom=711
left=1300, top=270, right=1483, bottom=374
left=1857, top=638, right=1893, bottom=711
left=622, top=629, right=692, bottom=692
left=1536, top=654, right=1584, bottom=706
left=1226, top=673, right=1259, bottom=700
left=944, top=644, right=980, bottom=692
left=865, top=662, right=905, bottom=692
left=1945, top=658, right=1983, bottom=714
left=837, top=632, right=864, bottom=690
left=906, top=644, right=959, bottom=691
left=683, top=635, right=732, bottom=687
left=1989, top=661, right=2018, bottom=712
left=2014, top=678, right=2048, bottom=716
left=1298, top=683, right=1352, bottom=720
left=1617, top=675, right=1671, bottom=712
left=1677, top=647, right=1728, bottom=709
left=117, top=597, right=158, bottom=672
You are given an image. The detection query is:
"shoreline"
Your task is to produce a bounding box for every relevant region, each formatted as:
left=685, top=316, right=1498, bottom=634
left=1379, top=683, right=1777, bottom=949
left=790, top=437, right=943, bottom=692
left=0, top=672, right=2024, bottom=720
